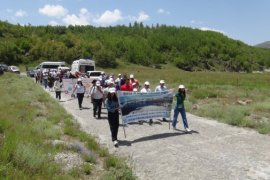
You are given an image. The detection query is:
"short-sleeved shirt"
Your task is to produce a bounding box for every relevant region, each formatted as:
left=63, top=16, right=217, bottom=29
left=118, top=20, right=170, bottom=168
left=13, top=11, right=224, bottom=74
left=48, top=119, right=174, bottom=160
left=155, top=85, right=167, bottom=92
left=121, top=84, right=133, bottom=91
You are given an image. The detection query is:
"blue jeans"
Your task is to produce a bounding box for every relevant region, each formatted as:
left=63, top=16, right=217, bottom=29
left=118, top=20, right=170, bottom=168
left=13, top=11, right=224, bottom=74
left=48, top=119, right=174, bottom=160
left=172, top=107, right=189, bottom=129
left=43, top=79, right=48, bottom=89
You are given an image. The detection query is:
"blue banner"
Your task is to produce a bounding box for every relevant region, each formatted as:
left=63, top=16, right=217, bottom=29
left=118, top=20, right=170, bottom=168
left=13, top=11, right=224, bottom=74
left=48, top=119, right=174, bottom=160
left=117, top=91, right=173, bottom=124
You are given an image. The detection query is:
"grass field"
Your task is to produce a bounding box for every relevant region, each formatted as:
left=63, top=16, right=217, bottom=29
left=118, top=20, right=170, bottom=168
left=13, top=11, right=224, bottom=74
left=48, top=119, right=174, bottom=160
left=103, top=62, right=270, bottom=134
left=0, top=73, right=135, bottom=179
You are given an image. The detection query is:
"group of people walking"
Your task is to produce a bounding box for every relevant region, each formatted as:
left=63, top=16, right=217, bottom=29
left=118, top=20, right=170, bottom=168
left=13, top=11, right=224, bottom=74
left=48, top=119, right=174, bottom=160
left=69, top=73, right=191, bottom=147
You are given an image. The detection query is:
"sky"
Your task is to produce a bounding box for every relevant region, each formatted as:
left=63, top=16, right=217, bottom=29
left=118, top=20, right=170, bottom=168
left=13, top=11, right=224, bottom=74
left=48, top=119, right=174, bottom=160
left=0, top=0, right=269, bottom=45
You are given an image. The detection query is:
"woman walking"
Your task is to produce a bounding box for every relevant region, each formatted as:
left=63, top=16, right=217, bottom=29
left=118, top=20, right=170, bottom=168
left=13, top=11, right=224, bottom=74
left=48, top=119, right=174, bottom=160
left=105, top=87, right=120, bottom=147
left=53, top=77, right=62, bottom=101
left=90, top=81, right=103, bottom=119
left=72, top=78, right=86, bottom=110
left=172, top=84, right=191, bottom=132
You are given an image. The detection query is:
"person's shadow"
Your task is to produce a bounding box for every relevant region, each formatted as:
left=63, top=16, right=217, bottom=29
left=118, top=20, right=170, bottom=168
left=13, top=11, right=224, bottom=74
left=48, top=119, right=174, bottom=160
left=118, top=129, right=199, bottom=147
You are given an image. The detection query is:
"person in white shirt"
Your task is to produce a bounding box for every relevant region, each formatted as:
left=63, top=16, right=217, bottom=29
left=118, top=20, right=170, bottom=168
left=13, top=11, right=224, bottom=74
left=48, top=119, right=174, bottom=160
left=72, top=78, right=86, bottom=110
left=155, top=80, right=167, bottom=92
left=90, top=81, right=103, bottom=119
left=53, top=77, right=62, bottom=100
left=155, top=80, right=168, bottom=121
left=140, top=81, right=151, bottom=93
left=140, top=81, right=153, bottom=125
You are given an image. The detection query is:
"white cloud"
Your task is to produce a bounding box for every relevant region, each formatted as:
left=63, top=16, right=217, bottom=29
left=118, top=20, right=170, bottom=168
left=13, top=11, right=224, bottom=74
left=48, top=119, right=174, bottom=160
left=15, top=10, right=27, bottom=17
left=200, top=27, right=225, bottom=34
left=157, top=8, right=170, bottom=15
left=190, top=20, right=203, bottom=25
left=94, top=9, right=123, bottom=25
left=39, top=4, right=68, bottom=17
left=49, top=20, right=59, bottom=26
left=136, top=11, right=149, bottom=22
left=62, top=8, right=91, bottom=25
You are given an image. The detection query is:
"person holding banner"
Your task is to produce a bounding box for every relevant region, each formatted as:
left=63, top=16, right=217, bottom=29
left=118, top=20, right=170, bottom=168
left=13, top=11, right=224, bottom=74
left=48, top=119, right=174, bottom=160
left=105, top=87, right=120, bottom=147
left=140, top=81, right=153, bottom=125
left=72, top=78, right=86, bottom=110
left=172, top=84, right=191, bottom=132
left=155, top=80, right=168, bottom=121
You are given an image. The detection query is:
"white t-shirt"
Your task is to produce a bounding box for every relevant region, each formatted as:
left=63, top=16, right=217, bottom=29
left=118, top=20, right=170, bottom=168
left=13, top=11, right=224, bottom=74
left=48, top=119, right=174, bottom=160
left=90, top=86, right=103, bottom=99
left=75, top=84, right=85, bottom=94
left=155, top=85, right=167, bottom=92
left=140, top=88, right=151, bottom=93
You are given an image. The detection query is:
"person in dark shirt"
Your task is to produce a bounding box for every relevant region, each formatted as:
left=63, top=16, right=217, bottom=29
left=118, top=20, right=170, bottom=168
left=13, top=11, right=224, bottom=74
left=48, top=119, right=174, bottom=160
left=172, top=84, right=191, bottom=132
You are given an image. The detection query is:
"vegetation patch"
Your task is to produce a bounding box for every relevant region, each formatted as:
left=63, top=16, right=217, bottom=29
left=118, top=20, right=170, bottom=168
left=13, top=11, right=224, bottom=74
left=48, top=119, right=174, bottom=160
left=0, top=73, right=136, bottom=179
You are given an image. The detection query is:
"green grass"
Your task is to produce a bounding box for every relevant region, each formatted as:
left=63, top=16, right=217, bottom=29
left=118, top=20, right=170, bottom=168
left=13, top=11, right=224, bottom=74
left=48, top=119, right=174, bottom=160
left=103, top=62, right=270, bottom=134
left=0, top=73, right=136, bottom=179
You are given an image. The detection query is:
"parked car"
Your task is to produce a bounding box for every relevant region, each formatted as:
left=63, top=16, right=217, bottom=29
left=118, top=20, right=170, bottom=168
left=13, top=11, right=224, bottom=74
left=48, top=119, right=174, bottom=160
left=27, top=69, right=35, bottom=77
left=0, top=64, right=8, bottom=71
left=8, top=66, right=20, bottom=74
left=0, top=66, right=4, bottom=75
left=86, top=71, right=103, bottom=81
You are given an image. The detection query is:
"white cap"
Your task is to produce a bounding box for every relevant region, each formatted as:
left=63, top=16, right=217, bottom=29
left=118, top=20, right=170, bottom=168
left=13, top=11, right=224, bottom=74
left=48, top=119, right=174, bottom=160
left=77, top=78, right=82, bottom=81
left=109, top=87, right=116, bottom=93
left=179, top=84, right=185, bottom=89
left=133, top=88, right=138, bottom=92
left=118, top=73, right=121, bottom=76
left=160, top=80, right=165, bottom=84
left=96, top=81, right=101, bottom=86
left=130, top=74, right=134, bottom=78
left=144, top=81, right=150, bottom=85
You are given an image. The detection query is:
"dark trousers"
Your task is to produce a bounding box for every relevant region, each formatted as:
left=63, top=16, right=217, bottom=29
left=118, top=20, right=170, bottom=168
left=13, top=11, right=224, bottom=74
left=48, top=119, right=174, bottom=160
left=55, top=91, right=61, bottom=100
left=77, top=93, right=84, bottom=108
left=93, top=98, right=102, bottom=117
left=108, top=111, right=119, bottom=141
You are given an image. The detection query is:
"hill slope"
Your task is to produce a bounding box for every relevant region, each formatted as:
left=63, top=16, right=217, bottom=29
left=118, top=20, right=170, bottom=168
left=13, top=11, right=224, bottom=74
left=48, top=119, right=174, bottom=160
left=1, top=21, right=270, bottom=72
left=255, top=41, right=270, bottom=49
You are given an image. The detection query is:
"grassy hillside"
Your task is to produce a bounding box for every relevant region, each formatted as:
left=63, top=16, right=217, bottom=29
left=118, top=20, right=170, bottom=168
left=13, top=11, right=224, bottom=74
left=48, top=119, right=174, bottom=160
left=255, top=41, right=270, bottom=49
left=105, top=63, right=270, bottom=134
left=0, top=73, right=135, bottom=179
left=1, top=20, right=270, bottom=72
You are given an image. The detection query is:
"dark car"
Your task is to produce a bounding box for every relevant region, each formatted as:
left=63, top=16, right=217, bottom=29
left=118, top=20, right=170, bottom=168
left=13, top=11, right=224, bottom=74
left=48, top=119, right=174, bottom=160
left=0, top=64, right=8, bottom=71
left=8, top=66, right=20, bottom=74
left=0, top=66, right=4, bottom=75
left=27, top=69, right=36, bottom=77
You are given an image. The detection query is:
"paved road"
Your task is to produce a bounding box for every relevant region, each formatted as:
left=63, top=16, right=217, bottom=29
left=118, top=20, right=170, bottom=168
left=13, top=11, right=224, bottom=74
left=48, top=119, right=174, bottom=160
left=48, top=90, right=270, bottom=180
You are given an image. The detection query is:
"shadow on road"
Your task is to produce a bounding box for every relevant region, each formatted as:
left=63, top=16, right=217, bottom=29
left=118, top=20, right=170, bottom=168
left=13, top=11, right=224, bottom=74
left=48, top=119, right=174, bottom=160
left=119, top=130, right=199, bottom=146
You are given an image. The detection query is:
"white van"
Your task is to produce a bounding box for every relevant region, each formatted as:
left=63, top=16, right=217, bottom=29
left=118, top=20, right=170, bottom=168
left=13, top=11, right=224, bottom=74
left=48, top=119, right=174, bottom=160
left=71, top=59, right=95, bottom=74
left=86, top=71, right=103, bottom=81
left=39, top=61, right=66, bottom=72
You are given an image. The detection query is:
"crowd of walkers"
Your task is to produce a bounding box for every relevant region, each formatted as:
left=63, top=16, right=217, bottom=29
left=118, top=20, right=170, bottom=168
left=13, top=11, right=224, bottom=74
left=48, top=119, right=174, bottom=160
left=36, top=70, right=191, bottom=147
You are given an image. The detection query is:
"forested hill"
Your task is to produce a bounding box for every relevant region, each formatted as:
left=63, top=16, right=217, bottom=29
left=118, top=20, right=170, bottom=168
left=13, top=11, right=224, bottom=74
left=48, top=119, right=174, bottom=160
left=1, top=20, right=270, bottom=72
left=255, top=41, right=270, bottom=49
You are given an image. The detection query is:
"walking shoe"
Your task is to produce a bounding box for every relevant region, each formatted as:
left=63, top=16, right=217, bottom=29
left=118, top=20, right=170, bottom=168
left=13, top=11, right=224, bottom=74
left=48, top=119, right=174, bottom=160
left=185, top=128, right=191, bottom=132
left=113, top=140, right=119, bottom=147
left=162, top=118, right=167, bottom=122
left=149, top=119, right=153, bottom=125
